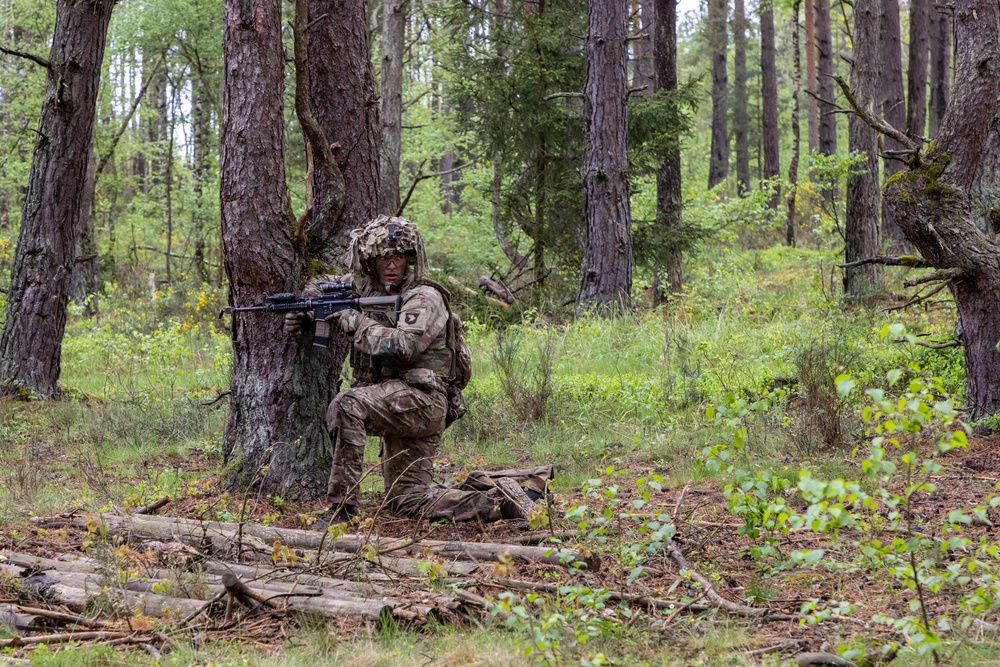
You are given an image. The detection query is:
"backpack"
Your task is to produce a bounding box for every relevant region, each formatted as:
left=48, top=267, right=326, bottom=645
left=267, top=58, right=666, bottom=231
left=422, top=280, right=472, bottom=425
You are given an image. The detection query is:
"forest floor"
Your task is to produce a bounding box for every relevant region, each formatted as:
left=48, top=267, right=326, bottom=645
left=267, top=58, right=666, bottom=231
left=3, top=430, right=1000, bottom=666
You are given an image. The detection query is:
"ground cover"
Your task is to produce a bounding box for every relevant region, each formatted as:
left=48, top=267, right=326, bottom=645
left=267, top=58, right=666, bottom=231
left=3, top=245, right=996, bottom=666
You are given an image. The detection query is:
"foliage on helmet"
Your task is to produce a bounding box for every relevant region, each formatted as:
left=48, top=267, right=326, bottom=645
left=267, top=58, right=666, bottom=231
left=347, top=215, right=428, bottom=295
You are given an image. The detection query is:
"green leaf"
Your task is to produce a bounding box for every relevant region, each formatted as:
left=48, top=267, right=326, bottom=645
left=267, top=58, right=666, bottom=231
left=835, top=374, right=856, bottom=398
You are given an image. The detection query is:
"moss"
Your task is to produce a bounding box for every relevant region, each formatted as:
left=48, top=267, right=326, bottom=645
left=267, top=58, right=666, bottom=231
left=923, top=153, right=954, bottom=199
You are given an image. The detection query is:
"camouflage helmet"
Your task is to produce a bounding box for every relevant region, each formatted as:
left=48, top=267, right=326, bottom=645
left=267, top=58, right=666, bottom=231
left=347, top=215, right=428, bottom=293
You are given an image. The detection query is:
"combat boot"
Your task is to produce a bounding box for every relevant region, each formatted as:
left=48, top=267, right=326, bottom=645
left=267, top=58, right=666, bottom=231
left=316, top=499, right=358, bottom=530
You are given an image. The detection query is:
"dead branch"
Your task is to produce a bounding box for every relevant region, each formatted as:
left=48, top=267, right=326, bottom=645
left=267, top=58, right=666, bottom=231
left=396, top=160, right=470, bottom=216
left=0, top=46, right=49, bottom=69
left=132, top=497, right=171, bottom=516
left=903, top=268, right=965, bottom=287
left=222, top=572, right=280, bottom=610
left=446, top=276, right=510, bottom=308
left=543, top=91, right=584, bottom=101
left=0, top=631, right=146, bottom=648
left=883, top=281, right=951, bottom=313
left=838, top=255, right=928, bottom=269
left=11, top=605, right=110, bottom=630
left=833, top=75, right=918, bottom=153
left=479, top=276, right=517, bottom=304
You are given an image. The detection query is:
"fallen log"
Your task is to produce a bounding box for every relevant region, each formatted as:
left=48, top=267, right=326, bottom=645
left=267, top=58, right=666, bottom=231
left=479, top=276, right=517, bottom=304
left=0, top=631, right=149, bottom=649
left=75, top=514, right=599, bottom=570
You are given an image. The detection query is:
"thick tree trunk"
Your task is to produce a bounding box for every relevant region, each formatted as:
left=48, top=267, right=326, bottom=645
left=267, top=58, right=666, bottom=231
left=879, top=0, right=908, bottom=249
left=577, top=0, right=632, bottom=315
left=221, top=0, right=344, bottom=499
left=786, top=0, right=801, bottom=247
left=653, top=0, right=682, bottom=297
left=843, top=0, right=881, bottom=297
left=707, top=0, right=729, bottom=189
left=760, top=0, right=780, bottom=208
left=309, top=0, right=380, bottom=265
left=881, top=0, right=1000, bottom=419
left=805, top=0, right=818, bottom=155
left=928, top=8, right=950, bottom=138
left=0, top=0, right=114, bottom=398
left=816, top=0, right=836, bottom=164
left=732, top=0, right=750, bottom=195
left=906, top=0, right=929, bottom=141
left=378, top=0, right=407, bottom=215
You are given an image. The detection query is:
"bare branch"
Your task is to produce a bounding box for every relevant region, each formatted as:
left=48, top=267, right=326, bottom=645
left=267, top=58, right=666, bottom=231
left=395, top=160, right=471, bottom=216
left=838, top=255, right=928, bottom=269
left=96, top=52, right=166, bottom=178
left=544, top=91, right=583, bottom=101
left=903, top=268, right=965, bottom=287
left=834, top=75, right=919, bottom=152
left=0, top=45, right=49, bottom=69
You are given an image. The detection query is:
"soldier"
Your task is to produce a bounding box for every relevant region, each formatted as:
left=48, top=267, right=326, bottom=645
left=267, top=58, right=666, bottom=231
left=285, top=215, right=532, bottom=526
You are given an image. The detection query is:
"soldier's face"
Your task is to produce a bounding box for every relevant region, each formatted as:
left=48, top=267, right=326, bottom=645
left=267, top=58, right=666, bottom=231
left=375, top=253, right=407, bottom=288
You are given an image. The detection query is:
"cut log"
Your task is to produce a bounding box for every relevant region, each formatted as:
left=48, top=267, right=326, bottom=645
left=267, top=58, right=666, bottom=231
left=69, top=514, right=599, bottom=570
left=495, top=477, right=539, bottom=520
left=131, top=497, right=171, bottom=516
left=447, top=275, right=510, bottom=308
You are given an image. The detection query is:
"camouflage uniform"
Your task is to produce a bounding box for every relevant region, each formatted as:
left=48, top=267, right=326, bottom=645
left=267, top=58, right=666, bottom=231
left=322, top=216, right=508, bottom=522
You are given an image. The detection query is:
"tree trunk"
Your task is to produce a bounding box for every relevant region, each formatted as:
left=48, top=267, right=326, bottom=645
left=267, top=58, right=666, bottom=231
left=191, top=70, right=212, bottom=284
left=309, top=0, right=380, bottom=264
left=0, top=0, right=114, bottom=398
left=760, top=0, right=780, bottom=208
left=786, top=0, right=801, bottom=247
left=928, top=7, right=950, bottom=138
left=843, top=0, right=882, bottom=298
left=378, top=0, right=407, bottom=215
left=577, top=0, right=632, bottom=316
left=732, top=0, right=750, bottom=195
left=816, top=0, right=836, bottom=166
left=707, top=0, right=729, bottom=189
left=68, top=128, right=99, bottom=316
left=906, top=0, right=929, bottom=141
left=653, top=0, right=682, bottom=297
left=631, top=2, right=655, bottom=93
left=881, top=0, right=1000, bottom=419
left=221, top=0, right=353, bottom=499
left=880, top=0, right=908, bottom=249
left=805, top=0, right=818, bottom=155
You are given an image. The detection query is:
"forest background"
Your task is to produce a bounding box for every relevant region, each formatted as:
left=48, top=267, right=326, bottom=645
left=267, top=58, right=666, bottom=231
left=1, top=0, right=999, bottom=664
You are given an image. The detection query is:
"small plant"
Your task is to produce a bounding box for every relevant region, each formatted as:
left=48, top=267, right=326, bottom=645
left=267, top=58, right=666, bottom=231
left=491, top=326, right=559, bottom=425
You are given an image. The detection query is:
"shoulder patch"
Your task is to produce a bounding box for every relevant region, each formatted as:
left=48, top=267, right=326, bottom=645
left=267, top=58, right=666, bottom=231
left=404, top=312, right=419, bottom=325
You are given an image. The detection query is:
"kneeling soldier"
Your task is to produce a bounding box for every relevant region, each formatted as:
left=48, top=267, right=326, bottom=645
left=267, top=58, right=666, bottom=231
left=286, top=215, right=528, bottom=526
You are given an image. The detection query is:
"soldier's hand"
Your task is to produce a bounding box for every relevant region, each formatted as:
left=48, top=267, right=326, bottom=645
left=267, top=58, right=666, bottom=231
left=284, top=311, right=312, bottom=336
left=327, top=309, right=361, bottom=334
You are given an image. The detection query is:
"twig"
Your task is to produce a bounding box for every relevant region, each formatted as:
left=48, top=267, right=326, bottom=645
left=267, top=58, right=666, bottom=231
left=0, top=631, right=143, bottom=648
left=672, top=483, right=691, bottom=523
left=883, top=282, right=950, bottom=313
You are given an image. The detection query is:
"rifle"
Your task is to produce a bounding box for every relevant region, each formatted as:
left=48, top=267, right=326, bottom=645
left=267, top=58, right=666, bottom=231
left=219, top=282, right=402, bottom=348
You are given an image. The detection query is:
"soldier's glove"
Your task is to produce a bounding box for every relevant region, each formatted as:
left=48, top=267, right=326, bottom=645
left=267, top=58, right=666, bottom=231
left=327, top=309, right=362, bottom=334
left=283, top=311, right=313, bottom=336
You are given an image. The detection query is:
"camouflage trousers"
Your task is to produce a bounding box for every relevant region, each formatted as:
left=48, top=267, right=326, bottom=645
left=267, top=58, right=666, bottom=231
left=325, top=380, right=504, bottom=522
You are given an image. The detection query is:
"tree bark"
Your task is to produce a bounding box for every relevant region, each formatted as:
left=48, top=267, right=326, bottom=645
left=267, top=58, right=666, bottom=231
left=733, top=0, right=750, bottom=195
left=906, top=0, right=930, bottom=141
left=577, top=0, right=632, bottom=316
left=928, top=7, right=950, bottom=138
left=653, top=0, right=682, bottom=297
left=880, top=0, right=908, bottom=249
left=760, top=0, right=780, bottom=208
left=844, top=0, right=882, bottom=298
left=805, top=0, right=818, bottom=155
left=786, top=0, right=801, bottom=247
left=191, top=70, right=212, bottom=284
left=881, top=0, right=1000, bottom=418
left=816, top=0, right=836, bottom=161
left=309, top=0, right=380, bottom=265
left=707, top=0, right=729, bottom=189
left=631, top=2, right=655, bottom=93
left=0, top=0, right=114, bottom=398
left=378, top=0, right=407, bottom=215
